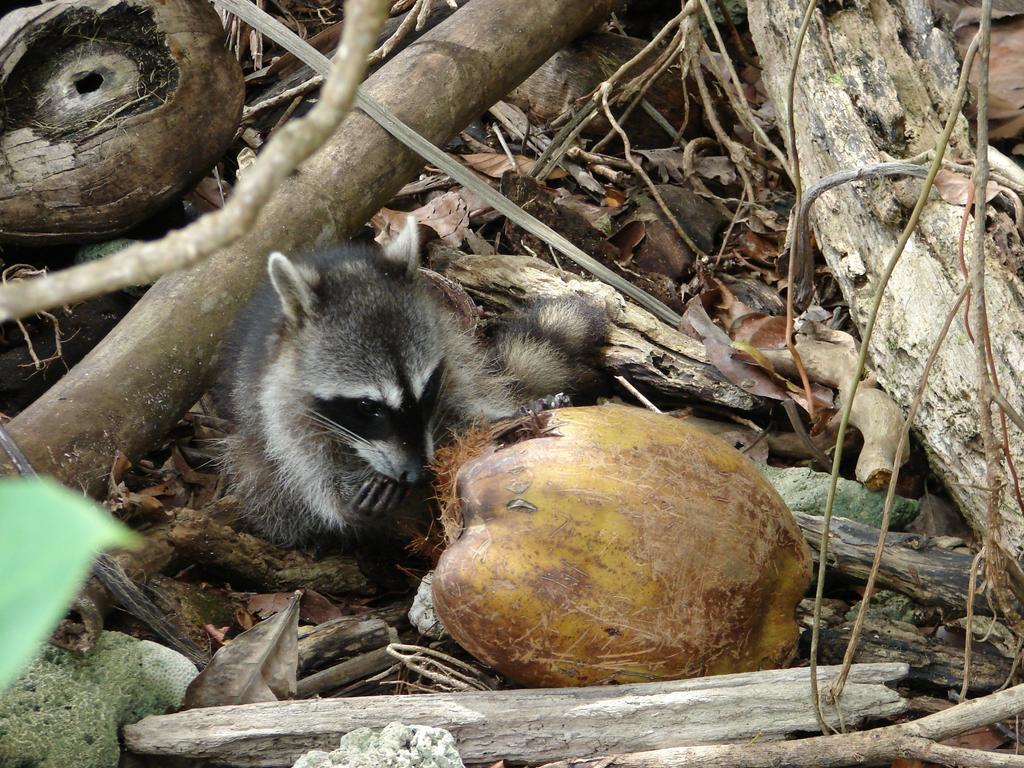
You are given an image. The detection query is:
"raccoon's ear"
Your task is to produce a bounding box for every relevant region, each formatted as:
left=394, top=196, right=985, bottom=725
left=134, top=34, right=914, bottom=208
left=268, top=252, right=315, bottom=326
left=381, top=215, right=420, bottom=278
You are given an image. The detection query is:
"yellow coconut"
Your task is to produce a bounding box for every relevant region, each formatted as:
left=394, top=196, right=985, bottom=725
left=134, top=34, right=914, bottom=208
left=432, top=404, right=811, bottom=687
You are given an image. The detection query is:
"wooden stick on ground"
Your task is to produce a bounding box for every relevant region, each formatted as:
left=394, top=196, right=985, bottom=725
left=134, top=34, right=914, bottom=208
left=538, top=682, right=1024, bottom=768
left=124, top=663, right=907, bottom=766
left=792, top=510, right=979, bottom=616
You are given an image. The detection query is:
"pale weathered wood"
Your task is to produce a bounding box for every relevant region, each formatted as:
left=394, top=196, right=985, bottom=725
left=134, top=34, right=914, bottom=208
left=437, top=249, right=759, bottom=411
left=124, top=663, right=907, bottom=766
left=538, top=682, right=1024, bottom=768
left=748, top=0, right=1024, bottom=555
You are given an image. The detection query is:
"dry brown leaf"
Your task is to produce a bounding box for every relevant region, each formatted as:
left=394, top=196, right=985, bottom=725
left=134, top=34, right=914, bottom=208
left=609, top=220, right=646, bottom=263
left=693, top=155, right=738, bottom=185
left=934, top=169, right=1002, bottom=205
left=415, top=190, right=471, bottom=245
left=248, top=590, right=343, bottom=624
left=603, top=188, right=627, bottom=207
left=462, top=152, right=567, bottom=179
left=941, top=725, right=1007, bottom=752
left=685, top=297, right=834, bottom=413
left=373, top=190, right=470, bottom=247
left=636, top=148, right=688, bottom=183
left=733, top=314, right=790, bottom=349
left=683, top=298, right=792, bottom=402
left=182, top=591, right=300, bottom=709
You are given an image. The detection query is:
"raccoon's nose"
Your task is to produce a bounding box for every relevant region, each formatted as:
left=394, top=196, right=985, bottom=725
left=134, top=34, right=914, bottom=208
left=399, top=467, right=423, bottom=484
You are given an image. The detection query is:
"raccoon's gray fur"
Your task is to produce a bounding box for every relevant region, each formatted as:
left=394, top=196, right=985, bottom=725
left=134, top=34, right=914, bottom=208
left=217, top=218, right=607, bottom=548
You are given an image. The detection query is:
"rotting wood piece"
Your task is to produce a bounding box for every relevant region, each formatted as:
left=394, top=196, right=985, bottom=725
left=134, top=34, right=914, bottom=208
left=297, top=646, right=395, bottom=698
left=538, top=681, right=1024, bottom=768
left=297, top=617, right=393, bottom=675
left=0, top=0, right=243, bottom=243
left=167, top=504, right=372, bottom=597
left=0, top=0, right=615, bottom=493
left=793, top=510, right=981, bottom=616
left=124, top=663, right=907, bottom=766
left=759, top=337, right=907, bottom=489
left=748, top=0, right=1024, bottom=556
left=817, top=618, right=1011, bottom=695
left=434, top=248, right=760, bottom=411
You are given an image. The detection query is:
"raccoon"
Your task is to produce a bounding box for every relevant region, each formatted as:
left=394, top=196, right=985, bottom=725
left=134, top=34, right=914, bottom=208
left=217, top=218, right=607, bottom=549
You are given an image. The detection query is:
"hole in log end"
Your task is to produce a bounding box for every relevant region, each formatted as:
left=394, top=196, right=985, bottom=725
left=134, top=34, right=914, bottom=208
left=74, top=72, right=104, bottom=94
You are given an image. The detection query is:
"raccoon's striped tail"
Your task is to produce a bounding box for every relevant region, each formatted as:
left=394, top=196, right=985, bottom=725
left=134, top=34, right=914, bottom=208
left=492, top=293, right=609, bottom=403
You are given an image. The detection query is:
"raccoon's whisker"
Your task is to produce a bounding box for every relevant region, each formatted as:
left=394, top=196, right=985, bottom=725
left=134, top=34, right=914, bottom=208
left=305, top=419, right=365, bottom=445
left=304, top=411, right=372, bottom=449
left=306, top=427, right=363, bottom=445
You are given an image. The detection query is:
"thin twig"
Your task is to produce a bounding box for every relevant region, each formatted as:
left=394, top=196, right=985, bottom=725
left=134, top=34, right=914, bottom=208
left=961, top=548, right=986, bottom=701
left=807, top=28, right=982, bottom=737
left=243, top=73, right=324, bottom=120
left=969, top=0, right=1015, bottom=634
left=614, top=376, right=662, bottom=413
left=532, top=3, right=698, bottom=179
left=367, top=0, right=426, bottom=64
left=994, top=390, right=1024, bottom=434
left=779, top=1, right=820, bottom=494
left=688, top=44, right=754, bottom=205
left=829, top=283, right=968, bottom=701
left=696, top=0, right=790, bottom=180
left=599, top=84, right=708, bottom=261
left=590, top=27, right=685, bottom=154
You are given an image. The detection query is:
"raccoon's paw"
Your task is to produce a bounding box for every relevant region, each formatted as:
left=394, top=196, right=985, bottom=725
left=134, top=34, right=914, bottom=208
left=352, top=473, right=406, bottom=516
left=516, top=392, right=572, bottom=417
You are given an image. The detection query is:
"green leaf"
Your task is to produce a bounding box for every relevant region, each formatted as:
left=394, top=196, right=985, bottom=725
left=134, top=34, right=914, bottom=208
left=0, top=477, right=138, bottom=690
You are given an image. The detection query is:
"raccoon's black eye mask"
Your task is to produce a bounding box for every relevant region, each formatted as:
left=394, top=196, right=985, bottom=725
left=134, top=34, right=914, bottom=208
left=313, top=395, right=391, bottom=440
left=311, top=364, right=444, bottom=444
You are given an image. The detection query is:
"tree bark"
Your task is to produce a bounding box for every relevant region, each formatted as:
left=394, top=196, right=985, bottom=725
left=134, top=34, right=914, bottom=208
left=748, top=0, right=1024, bottom=555
left=0, top=0, right=614, bottom=493
left=794, top=510, right=979, bottom=616
left=124, top=663, right=907, bottom=766
left=436, top=248, right=759, bottom=410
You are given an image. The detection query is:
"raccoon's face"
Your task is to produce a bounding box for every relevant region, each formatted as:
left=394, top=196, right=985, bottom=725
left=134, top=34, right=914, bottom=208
left=303, top=353, right=446, bottom=485
left=268, top=217, right=448, bottom=486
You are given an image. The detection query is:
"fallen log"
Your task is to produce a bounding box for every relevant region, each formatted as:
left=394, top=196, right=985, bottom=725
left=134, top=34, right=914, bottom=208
left=818, top=619, right=1011, bottom=695
left=0, top=0, right=615, bottom=492
left=538, top=682, right=1024, bottom=768
left=793, top=510, right=980, bottom=616
left=748, top=0, right=1024, bottom=555
left=0, top=0, right=243, bottom=243
left=167, top=504, right=372, bottom=597
left=435, top=248, right=759, bottom=410
left=124, top=663, right=908, bottom=766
